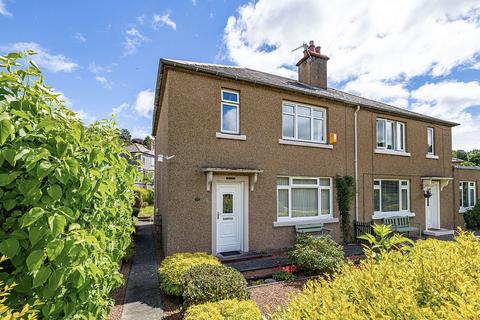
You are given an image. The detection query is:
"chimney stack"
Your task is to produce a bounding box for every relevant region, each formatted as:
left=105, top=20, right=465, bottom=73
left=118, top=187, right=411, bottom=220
left=296, top=40, right=329, bottom=89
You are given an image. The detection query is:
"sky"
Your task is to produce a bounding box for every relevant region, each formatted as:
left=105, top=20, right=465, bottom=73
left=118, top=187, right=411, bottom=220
left=1, top=0, right=480, bottom=150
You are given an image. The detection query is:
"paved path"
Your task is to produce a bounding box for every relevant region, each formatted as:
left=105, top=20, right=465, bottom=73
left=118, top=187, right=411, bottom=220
left=121, top=220, right=163, bottom=320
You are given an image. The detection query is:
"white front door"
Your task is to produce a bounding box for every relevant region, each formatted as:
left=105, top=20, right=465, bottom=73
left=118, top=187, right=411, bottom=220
left=215, top=183, right=243, bottom=253
left=425, top=181, right=440, bottom=229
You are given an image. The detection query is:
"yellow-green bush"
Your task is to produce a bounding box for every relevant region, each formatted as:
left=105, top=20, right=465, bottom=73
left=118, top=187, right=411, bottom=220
left=184, top=299, right=262, bottom=320
left=272, top=231, right=480, bottom=319
left=158, top=252, right=221, bottom=297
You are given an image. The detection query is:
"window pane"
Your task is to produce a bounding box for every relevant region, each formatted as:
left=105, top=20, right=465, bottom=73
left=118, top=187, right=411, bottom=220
left=321, top=189, right=330, bottom=215
left=223, top=194, right=233, bottom=213
left=313, top=109, right=324, bottom=118
left=297, top=116, right=311, bottom=140
left=282, top=114, right=294, bottom=138
left=460, top=184, right=463, bottom=207
left=277, top=189, right=289, bottom=217
left=427, top=129, right=433, bottom=154
left=376, top=120, right=385, bottom=148
left=292, top=178, right=317, bottom=185
left=297, top=106, right=311, bottom=116
left=470, top=188, right=475, bottom=207
left=222, top=91, right=238, bottom=102
left=374, top=189, right=380, bottom=212
left=401, top=189, right=408, bottom=210
left=283, top=105, right=294, bottom=113
left=319, top=178, right=330, bottom=186
left=396, top=123, right=404, bottom=151
left=222, top=104, right=238, bottom=132
left=292, top=188, right=318, bottom=217
left=313, top=118, right=324, bottom=142
left=386, top=121, right=394, bottom=150
left=381, top=180, right=399, bottom=212
left=277, top=177, right=289, bottom=186
left=463, top=183, right=469, bottom=207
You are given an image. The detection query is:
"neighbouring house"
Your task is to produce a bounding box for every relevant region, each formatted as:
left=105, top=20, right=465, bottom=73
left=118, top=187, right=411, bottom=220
left=152, top=40, right=479, bottom=256
left=126, top=142, right=155, bottom=189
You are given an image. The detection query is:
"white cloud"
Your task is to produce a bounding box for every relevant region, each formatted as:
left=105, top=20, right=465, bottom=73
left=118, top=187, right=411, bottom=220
left=74, top=109, right=97, bottom=124
left=134, top=89, right=155, bottom=117
left=137, top=14, right=146, bottom=25
left=223, top=0, right=480, bottom=150
left=153, top=13, right=177, bottom=30
left=123, top=27, right=149, bottom=56
left=0, top=0, right=11, bottom=17
left=88, top=62, right=117, bottom=74
left=111, top=102, right=130, bottom=115
left=74, top=32, right=87, bottom=43
left=0, top=42, right=78, bottom=72
left=95, top=76, right=113, bottom=89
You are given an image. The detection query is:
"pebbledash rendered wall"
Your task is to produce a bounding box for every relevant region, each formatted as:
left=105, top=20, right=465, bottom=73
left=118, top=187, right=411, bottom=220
left=155, top=67, right=457, bottom=256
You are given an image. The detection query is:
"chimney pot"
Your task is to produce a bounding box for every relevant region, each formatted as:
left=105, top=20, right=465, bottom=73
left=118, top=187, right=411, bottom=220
left=315, top=46, right=321, bottom=54
left=296, top=40, right=329, bottom=89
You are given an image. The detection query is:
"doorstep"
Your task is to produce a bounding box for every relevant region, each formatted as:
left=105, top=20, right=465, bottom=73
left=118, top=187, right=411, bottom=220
left=423, top=228, right=455, bottom=237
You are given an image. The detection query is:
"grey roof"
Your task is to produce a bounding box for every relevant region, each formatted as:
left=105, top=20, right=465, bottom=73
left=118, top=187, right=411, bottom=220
left=156, top=59, right=458, bottom=127
left=453, top=165, right=480, bottom=171
left=126, top=143, right=154, bottom=156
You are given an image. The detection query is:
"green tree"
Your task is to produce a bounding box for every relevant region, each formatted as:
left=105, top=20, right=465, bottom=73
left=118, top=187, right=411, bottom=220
left=0, top=51, right=137, bottom=318
left=467, top=149, right=480, bottom=166
left=453, top=149, right=468, bottom=160
left=120, top=128, right=132, bottom=145
left=143, top=135, right=154, bottom=150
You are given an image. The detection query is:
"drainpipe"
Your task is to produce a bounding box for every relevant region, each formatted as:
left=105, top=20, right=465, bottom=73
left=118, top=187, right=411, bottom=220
left=354, top=106, right=361, bottom=221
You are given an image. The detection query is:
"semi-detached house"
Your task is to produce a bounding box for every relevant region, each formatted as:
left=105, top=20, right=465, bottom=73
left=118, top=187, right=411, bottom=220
left=152, top=41, right=479, bottom=256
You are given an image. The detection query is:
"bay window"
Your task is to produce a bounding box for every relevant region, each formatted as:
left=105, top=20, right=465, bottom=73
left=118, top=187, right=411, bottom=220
left=376, top=118, right=405, bottom=151
left=282, top=102, right=326, bottom=143
left=374, top=179, right=410, bottom=215
left=277, top=177, right=332, bottom=220
left=460, top=181, right=476, bottom=210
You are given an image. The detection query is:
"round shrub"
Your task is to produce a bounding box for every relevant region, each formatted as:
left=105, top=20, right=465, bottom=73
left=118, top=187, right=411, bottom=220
left=144, top=189, right=154, bottom=205
left=182, top=264, right=249, bottom=307
left=184, top=299, right=262, bottom=320
left=464, top=203, right=480, bottom=230
left=158, top=252, right=220, bottom=297
left=273, top=231, right=480, bottom=320
left=288, top=234, right=344, bottom=274
left=133, top=186, right=147, bottom=208
left=0, top=52, right=136, bottom=318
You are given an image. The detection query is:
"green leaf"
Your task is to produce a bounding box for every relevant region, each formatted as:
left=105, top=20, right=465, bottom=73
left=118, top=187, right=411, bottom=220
left=21, top=207, right=45, bottom=228
left=33, top=265, right=52, bottom=288
left=26, top=250, right=45, bottom=272
left=47, top=268, right=64, bottom=296
left=47, top=184, right=62, bottom=201
left=48, top=215, right=66, bottom=238
left=36, top=161, right=53, bottom=179
left=0, top=238, right=19, bottom=258
left=3, top=199, right=16, bottom=211
left=0, top=171, right=21, bottom=186
left=29, top=226, right=47, bottom=247
left=45, top=239, right=64, bottom=261
left=0, top=117, right=14, bottom=145
left=2, top=148, right=16, bottom=166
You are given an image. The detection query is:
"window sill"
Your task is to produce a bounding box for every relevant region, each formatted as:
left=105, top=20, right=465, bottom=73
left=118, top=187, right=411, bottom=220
left=372, top=211, right=415, bottom=220
left=273, top=217, right=339, bottom=227
left=459, top=207, right=473, bottom=214
left=426, top=154, right=439, bottom=160
left=216, top=132, right=246, bottom=141
left=374, top=149, right=411, bottom=157
left=278, top=139, right=333, bottom=149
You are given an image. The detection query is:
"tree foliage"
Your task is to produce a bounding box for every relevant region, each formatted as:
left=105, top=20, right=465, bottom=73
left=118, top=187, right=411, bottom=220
left=334, top=175, right=355, bottom=243
left=119, top=129, right=132, bottom=145
left=0, top=51, right=136, bottom=319
left=453, top=149, right=480, bottom=167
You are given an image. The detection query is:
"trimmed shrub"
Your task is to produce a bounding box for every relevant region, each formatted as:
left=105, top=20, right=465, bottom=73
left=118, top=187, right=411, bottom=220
left=184, top=299, right=262, bottom=320
left=273, top=231, right=480, bottom=320
left=0, top=52, right=136, bottom=318
left=288, top=234, right=344, bottom=274
left=464, top=203, right=480, bottom=230
left=182, top=264, right=249, bottom=307
left=272, top=270, right=295, bottom=282
left=158, top=252, right=221, bottom=297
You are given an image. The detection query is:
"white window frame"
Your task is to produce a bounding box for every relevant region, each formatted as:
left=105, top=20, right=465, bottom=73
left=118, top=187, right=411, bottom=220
left=459, top=181, right=476, bottom=211
left=376, top=118, right=406, bottom=152
left=373, top=179, right=411, bottom=217
left=427, top=127, right=434, bottom=155
left=276, top=176, right=333, bottom=222
left=282, top=101, right=327, bottom=144
left=220, top=89, right=240, bottom=134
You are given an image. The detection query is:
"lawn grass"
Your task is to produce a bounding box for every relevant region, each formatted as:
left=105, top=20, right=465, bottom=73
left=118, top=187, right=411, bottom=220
left=139, top=205, right=154, bottom=218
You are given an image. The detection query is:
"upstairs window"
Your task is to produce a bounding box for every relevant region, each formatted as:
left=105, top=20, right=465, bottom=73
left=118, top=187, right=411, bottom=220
left=282, top=102, right=326, bottom=143
left=374, top=179, right=410, bottom=213
left=376, top=118, right=405, bottom=151
left=460, top=181, right=476, bottom=210
left=221, top=89, right=239, bottom=134
left=427, top=127, right=434, bottom=155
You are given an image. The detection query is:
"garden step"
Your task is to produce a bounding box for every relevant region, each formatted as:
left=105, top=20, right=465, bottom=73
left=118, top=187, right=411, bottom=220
left=217, top=251, right=265, bottom=263
left=225, top=256, right=290, bottom=273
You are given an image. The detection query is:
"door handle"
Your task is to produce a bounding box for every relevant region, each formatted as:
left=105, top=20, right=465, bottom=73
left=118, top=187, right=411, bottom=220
left=217, top=212, right=220, bottom=219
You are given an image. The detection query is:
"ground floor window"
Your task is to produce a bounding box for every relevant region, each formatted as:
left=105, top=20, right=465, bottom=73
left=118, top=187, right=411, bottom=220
left=374, top=179, right=410, bottom=214
left=460, top=181, right=476, bottom=210
left=277, top=177, right=332, bottom=220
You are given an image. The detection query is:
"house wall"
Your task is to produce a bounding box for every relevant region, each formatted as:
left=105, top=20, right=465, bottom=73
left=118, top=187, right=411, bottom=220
left=155, top=67, right=455, bottom=256
left=452, top=167, right=480, bottom=228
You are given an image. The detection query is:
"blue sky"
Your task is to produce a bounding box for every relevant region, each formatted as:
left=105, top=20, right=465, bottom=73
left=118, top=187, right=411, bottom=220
left=1, top=1, right=480, bottom=149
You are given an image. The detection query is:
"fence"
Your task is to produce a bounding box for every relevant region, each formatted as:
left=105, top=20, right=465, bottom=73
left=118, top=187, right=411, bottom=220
left=354, top=220, right=373, bottom=243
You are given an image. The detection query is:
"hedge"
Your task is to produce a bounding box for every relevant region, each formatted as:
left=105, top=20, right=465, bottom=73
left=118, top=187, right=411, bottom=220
left=272, top=231, right=480, bottom=319
left=0, top=51, right=137, bottom=318
left=184, top=299, right=262, bottom=320
left=158, top=252, right=221, bottom=297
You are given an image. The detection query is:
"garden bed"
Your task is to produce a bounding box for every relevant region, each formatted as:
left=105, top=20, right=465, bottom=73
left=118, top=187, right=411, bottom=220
left=107, top=259, right=133, bottom=320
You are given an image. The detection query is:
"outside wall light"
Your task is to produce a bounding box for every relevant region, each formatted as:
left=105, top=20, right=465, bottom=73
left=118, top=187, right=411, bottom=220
left=157, top=154, right=175, bottom=162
